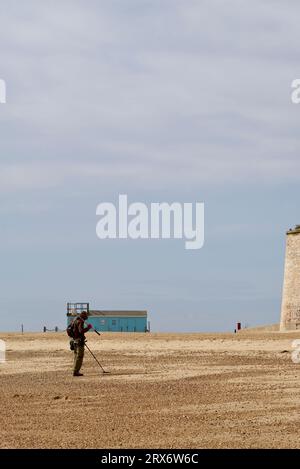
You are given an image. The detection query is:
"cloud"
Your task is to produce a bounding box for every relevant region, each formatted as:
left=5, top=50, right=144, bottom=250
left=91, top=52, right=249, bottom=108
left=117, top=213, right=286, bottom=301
left=0, top=1, right=300, bottom=195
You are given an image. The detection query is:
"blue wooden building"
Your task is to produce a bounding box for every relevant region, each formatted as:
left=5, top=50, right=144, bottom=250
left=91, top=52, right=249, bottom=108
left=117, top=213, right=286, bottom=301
left=67, top=304, right=148, bottom=332
left=88, top=311, right=148, bottom=332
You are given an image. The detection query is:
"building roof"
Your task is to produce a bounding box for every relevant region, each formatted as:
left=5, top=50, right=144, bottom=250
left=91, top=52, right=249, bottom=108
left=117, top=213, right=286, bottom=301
left=90, top=310, right=147, bottom=318
left=67, top=310, right=147, bottom=318
left=287, top=225, right=300, bottom=235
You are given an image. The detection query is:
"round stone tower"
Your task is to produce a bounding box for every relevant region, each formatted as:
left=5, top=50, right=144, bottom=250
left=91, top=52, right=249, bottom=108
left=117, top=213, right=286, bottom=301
left=280, top=225, right=300, bottom=331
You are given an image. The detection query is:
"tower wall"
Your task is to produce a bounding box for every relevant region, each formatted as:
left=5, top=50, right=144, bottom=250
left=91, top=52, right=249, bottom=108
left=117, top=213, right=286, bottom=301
left=280, top=226, right=300, bottom=331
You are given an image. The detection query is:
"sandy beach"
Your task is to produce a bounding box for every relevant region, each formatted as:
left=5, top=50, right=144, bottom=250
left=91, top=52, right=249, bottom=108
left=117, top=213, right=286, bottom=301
left=0, top=330, right=300, bottom=449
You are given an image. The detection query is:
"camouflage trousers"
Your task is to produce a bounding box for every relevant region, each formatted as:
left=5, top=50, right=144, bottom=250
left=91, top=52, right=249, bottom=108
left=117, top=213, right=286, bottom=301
left=73, top=340, right=85, bottom=373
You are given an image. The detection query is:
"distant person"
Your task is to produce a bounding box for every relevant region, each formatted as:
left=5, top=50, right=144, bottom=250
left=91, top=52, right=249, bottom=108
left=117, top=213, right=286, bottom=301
left=69, top=311, right=92, bottom=377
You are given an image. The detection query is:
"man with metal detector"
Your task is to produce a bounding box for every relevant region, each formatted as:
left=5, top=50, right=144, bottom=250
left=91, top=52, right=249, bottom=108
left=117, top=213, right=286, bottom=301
left=69, top=311, right=92, bottom=376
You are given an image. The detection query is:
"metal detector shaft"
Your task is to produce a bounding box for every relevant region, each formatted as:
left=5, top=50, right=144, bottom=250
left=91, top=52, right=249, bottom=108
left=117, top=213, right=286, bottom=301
left=84, top=342, right=108, bottom=374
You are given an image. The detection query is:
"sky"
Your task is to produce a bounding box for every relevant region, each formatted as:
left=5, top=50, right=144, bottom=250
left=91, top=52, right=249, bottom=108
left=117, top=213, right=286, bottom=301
left=0, top=0, right=299, bottom=332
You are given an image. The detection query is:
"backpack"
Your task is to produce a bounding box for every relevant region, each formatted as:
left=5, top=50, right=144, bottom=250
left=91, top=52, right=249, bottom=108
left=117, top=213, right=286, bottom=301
left=66, top=319, right=76, bottom=338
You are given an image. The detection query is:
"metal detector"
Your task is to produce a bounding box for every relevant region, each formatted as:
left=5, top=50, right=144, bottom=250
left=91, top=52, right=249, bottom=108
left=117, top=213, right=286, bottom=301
left=84, top=329, right=110, bottom=374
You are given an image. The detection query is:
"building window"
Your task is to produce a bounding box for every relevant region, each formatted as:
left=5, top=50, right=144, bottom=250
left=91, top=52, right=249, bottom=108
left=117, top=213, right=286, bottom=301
left=112, top=319, right=117, bottom=326
left=100, top=319, right=105, bottom=325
